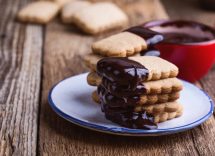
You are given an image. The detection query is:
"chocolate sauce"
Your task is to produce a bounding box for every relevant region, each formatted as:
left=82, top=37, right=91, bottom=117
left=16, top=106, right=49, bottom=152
left=97, top=57, right=149, bottom=90
left=144, top=20, right=215, bottom=44
left=105, top=110, right=157, bottom=129
left=102, top=78, right=146, bottom=97
left=98, top=85, right=140, bottom=108
left=126, top=26, right=164, bottom=46
left=97, top=57, right=157, bottom=129
left=162, top=32, right=211, bottom=43
left=125, top=25, right=162, bottom=57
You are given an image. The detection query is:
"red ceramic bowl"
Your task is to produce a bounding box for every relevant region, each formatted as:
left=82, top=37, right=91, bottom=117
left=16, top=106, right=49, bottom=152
left=143, top=20, right=215, bottom=82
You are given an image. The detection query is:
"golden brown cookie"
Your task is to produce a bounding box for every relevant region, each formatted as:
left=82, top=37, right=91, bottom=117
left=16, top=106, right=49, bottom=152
left=91, top=87, right=180, bottom=105
left=87, top=71, right=183, bottom=94
left=61, top=1, right=91, bottom=24
left=72, top=2, right=128, bottom=34
left=53, top=0, right=73, bottom=7
left=138, top=92, right=180, bottom=105
left=134, top=101, right=183, bottom=114
left=91, top=91, right=183, bottom=123
left=154, top=109, right=183, bottom=123
left=92, top=32, right=147, bottom=56
left=84, top=55, right=179, bottom=81
left=83, top=54, right=103, bottom=71
left=129, top=56, right=179, bottom=81
left=17, top=1, right=60, bottom=24
left=87, top=72, right=102, bottom=86
left=92, top=90, right=100, bottom=104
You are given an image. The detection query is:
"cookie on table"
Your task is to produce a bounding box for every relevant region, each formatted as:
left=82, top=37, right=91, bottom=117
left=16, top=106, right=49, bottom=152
left=17, top=1, right=60, bottom=24
left=72, top=2, right=128, bottom=34
left=53, top=0, right=73, bottom=7
left=61, top=1, right=91, bottom=24
left=92, top=32, right=147, bottom=57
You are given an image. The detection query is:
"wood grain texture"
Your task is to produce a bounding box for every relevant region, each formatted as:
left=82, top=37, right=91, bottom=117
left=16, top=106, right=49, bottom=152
left=161, top=0, right=215, bottom=26
left=0, top=0, right=43, bottom=155
left=38, top=0, right=209, bottom=156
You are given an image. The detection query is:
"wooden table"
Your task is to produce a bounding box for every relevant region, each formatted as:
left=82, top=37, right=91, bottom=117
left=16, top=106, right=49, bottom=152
left=0, top=0, right=215, bottom=155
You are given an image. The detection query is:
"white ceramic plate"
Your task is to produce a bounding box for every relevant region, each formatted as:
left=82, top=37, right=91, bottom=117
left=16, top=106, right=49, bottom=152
left=48, top=73, right=214, bottom=136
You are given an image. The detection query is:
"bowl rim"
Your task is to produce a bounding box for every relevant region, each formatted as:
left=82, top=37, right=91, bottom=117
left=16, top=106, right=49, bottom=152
left=143, top=19, right=215, bottom=46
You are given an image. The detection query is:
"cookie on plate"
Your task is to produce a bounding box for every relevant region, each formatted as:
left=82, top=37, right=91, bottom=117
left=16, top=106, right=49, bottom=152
left=94, top=56, right=183, bottom=129
left=92, top=88, right=180, bottom=105
left=86, top=56, right=179, bottom=81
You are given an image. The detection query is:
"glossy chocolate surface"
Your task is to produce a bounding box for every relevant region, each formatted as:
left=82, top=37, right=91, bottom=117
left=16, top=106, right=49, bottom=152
left=162, top=32, right=211, bottom=43
left=127, top=21, right=215, bottom=52
left=101, top=78, right=146, bottom=97
left=105, top=110, right=157, bottom=129
left=145, top=20, right=215, bottom=44
left=97, top=57, right=149, bottom=90
left=97, top=57, right=157, bottom=129
left=126, top=26, right=164, bottom=46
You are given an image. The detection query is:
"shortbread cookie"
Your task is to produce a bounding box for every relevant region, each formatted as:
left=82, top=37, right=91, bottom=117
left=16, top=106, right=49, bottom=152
left=83, top=53, right=142, bottom=71
left=134, top=101, right=183, bottom=114
left=92, top=88, right=180, bottom=105
left=138, top=92, right=180, bottom=105
left=92, top=32, right=147, bottom=57
left=97, top=56, right=179, bottom=81
left=87, top=71, right=182, bottom=94
left=154, top=109, right=183, bottom=123
left=17, top=1, right=60, bottom=24
left=129, top=56, right=179, bottom=81
left=53, top=0, right=73, bottom=7
left=83, top=53, right=104, bottom=71
left=92, top=90, right=100, bottom=104
left=72, top=2, right=128, bottom=34
left=87, top=72, right=102, bottom=86
left=143, top=78, right=183, bottom=94
left=61, top=1, right=91, bottom=24
left=84, top=55, right=178, bottom=81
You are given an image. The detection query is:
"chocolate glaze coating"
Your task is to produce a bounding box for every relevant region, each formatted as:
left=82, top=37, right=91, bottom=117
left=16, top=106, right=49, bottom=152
left=97, top=57, right=157, bottom=129
left=101, top=77, right=146, bottom=97
left=97, top=57, right=149, bottom=90
left=126, top=26, right=164, bottom=46
left=162, top=32, right=212, bottom=43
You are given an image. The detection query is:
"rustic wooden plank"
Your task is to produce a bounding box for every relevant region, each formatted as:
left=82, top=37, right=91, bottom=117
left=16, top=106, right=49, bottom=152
left=38, top=0, right=210, bottom=155
left=0, top=0, right=43, bottom=155
left=162, top=0, right=215, bottom=155
left=161, top=0, right=215, bottom=26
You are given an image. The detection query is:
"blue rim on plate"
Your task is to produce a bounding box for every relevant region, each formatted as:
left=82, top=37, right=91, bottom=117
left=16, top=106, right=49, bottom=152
left=48, top=74, right=214, bottom=135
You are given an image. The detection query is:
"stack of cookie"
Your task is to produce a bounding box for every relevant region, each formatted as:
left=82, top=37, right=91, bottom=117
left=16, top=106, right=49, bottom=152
left=85, top=55, right=183, bottom=128
left=84, top=28, right=163, bottom=100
